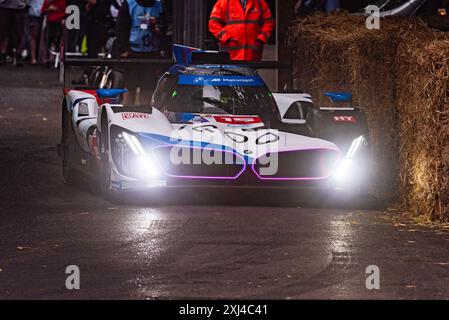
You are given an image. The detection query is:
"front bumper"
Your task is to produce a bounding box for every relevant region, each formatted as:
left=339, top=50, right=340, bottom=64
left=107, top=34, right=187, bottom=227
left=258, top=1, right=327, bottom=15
left=109, top=166, right=336, bottom=192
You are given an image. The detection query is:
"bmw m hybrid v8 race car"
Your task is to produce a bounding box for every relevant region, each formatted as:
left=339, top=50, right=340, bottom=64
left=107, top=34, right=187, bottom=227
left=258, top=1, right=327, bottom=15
left=59, top=46, right=370, bottom=200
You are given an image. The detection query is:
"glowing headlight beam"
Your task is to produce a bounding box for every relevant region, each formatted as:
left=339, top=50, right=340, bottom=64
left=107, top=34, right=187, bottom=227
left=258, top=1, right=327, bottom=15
left=333, top=159, right=353, bottom=182
left=136, top=155, right=160, bottom=178
left=346, top=135, right=365, bottom=159
left=121, top=132, right=161, bottom=178
left=122, top=131, right=146, bottom=156
left=332, top=135, right=366, bottom=185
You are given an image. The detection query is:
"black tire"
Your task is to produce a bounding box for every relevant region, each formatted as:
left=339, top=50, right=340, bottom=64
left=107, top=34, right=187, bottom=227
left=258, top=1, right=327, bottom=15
left=105, top=70, right=124, bottom=89
left=61, top=101, right=78, bottom=184
left=99, top=112, right=110, bottom=194
left=88, top=67, right=102, bottom=88
left=98, top=112, right=121, bottom=202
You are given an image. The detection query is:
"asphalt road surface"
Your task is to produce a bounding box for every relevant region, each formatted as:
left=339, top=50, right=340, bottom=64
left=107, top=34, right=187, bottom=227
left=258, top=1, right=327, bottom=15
left=1, top=66, right=449, bottom=300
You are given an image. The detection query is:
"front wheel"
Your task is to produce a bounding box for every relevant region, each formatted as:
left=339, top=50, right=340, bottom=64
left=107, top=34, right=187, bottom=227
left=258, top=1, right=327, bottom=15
left=98, top=113, right=122, bottom=202
left=61, top=103, right=78, bottom=184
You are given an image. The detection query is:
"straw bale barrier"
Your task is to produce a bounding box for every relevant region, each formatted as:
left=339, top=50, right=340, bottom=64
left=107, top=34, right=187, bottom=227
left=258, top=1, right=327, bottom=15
left=288, top=13, right=449, bottom=221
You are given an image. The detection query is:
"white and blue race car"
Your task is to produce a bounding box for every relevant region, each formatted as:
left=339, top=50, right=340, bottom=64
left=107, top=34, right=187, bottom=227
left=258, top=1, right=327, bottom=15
left=59, top=49, right=370, bottom=200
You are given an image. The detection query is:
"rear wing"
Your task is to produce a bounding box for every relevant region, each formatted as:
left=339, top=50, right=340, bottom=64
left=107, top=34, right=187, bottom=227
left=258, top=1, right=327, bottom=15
left=61, top=44, right=293, bottom=92
left=320, top=92, right=354, bottom=110
left=61, top=57, right=173, bottom=92
left=172, top=44, right=292, bottom=70
left=63, top=57, right=174, bottom=67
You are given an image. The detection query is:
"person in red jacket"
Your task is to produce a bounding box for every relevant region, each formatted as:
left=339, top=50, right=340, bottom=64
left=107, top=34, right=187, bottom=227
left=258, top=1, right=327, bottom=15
left=209, top=0, right=275, bottom=61
left=41, top=0, right=66, bottom=65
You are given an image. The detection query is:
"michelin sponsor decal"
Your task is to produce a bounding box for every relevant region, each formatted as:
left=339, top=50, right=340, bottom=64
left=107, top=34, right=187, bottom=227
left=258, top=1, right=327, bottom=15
left=178, top=75, right=264, bottom=86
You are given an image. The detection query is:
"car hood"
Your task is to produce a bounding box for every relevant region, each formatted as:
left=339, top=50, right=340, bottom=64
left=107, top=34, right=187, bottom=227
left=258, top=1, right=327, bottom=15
left=115, top=110, right=340, bottom=163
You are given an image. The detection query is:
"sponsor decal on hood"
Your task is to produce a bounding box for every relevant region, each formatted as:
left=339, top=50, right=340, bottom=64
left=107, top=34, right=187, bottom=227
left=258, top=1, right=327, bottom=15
left=121, top=112, right=151, bottom=120
left=178, top=75, right=264, bottom=86
left=213, top=115, right=262, bottom=125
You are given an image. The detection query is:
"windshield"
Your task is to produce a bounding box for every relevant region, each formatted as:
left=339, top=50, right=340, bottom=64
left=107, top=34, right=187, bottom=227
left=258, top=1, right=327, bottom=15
left=166, top=82, right=278, bottom=116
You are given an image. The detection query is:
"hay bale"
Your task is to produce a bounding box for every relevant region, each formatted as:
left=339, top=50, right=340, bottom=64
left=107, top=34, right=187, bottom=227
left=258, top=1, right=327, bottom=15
left=288, top=13, right=449, bottom=221
left=397, top=39, right=449, bottom=221
left=288, top=14, right=401, bottom=200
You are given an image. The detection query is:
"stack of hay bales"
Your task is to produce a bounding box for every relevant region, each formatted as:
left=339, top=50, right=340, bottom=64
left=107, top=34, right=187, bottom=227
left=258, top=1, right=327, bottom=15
left=396, top=38, right=449, bottom=221
left=288, top=13, right=449, bottom=221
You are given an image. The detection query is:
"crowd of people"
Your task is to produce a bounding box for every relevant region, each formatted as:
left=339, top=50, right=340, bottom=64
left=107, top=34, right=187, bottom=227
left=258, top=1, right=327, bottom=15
left=0, top=0, right=345, bottom=69
left=0, top=0, right=172, bottom=67
left=1, top=0, right=449, bottom=68
left=0, top=0, right=66, bottom=66
left=0, top=0, right=276, bottom=69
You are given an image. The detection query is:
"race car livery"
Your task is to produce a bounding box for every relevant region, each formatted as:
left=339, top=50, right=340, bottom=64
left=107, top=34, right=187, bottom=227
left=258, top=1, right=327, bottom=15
left=60, top=48, right=370, bottom=199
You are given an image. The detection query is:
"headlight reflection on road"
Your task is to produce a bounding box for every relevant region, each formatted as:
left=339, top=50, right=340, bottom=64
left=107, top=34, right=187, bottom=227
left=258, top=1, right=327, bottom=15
left=129, top=209, right=169, bottom=263
left=325, top=217, right=357, bottom=299
left=127, top=208, right=181, bottom=298
left=131, top=208, right=165, bottom=236
left=328, top=220, right=354, bottom=253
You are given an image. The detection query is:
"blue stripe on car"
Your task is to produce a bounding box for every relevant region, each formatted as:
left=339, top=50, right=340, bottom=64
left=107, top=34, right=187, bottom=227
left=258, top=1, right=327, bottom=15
left=138, top=132, right=253, bottom=164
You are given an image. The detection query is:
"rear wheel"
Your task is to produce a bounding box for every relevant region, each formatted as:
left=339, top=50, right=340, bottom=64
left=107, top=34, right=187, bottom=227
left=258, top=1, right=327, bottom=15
left=88, top=67, right=102, bottom=88
left=105, top=70, right=124, bottom=89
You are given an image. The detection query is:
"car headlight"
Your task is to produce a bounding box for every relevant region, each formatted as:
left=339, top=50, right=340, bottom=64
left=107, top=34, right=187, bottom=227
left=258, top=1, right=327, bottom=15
left=111, top=128, right=160, bottom=179
left=346, top=135, right=365, bottom=159
left=333, top=135, right=367, bottom=185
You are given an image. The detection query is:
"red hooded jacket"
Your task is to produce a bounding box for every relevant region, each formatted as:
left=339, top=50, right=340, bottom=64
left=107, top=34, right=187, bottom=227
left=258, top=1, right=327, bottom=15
left=41, top=0, right=66, bottom=23
left=209, top=0, right=275, bottom=61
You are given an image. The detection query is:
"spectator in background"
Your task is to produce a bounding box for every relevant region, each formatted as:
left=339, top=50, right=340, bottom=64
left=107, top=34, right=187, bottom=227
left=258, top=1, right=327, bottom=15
left=28, top=0, right=44, bottom=64
left=115, top=0, right=168, bottom=103
left=110, top=0, right=124, bottom=20
left=85, top=0, right=113, bottom=58
left=66, top=0, right=86, bottom=53
left=41, top=0, right=66, bottom=66
left=116, top=0, right=166, bottom=58
left=159, top=0, right=172, bottom=57
left=209, top=0, right=275, bottom=62
left=0, top=0, right=27, bottom=66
